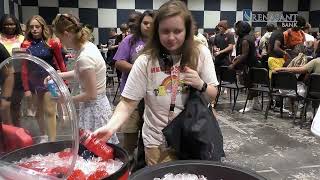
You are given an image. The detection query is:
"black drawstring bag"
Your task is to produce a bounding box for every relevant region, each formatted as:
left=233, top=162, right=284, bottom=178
left=162, top=88, right=225, bottom=161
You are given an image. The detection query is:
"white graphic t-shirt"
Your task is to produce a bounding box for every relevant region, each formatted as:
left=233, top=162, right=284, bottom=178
left=74, top=41, right=107, bottom=95
left=122, top=45, right=218, bottom=147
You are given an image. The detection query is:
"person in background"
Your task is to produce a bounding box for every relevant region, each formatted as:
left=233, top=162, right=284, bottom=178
left=0, top=43, right=13, bottom=125
left=21, top=15, right=67, bottom=142
left=230, top=21, right=256, bottom=70
left=0, top=14, right=25, bottom=126
left=101, top=28, right=117, bottom=48
left=0, top=15, right=24, bottom=54
left=102, top=28, right=118, bottom=67
left=275, top=57, right=320, bottom=74
left=259, top=24, right=275, bottom=69
left=47, top=24, right=69, bottom=122
left=108, top=28, right=118, bottom=47
left=314, top=39, right=320, bottom=58
left=207, top=30, right=217, bottom=55
left=303, top=23, right=315, bottom=56
left=213, top=20, right=235, bottom=71
left=227, top=28, right=237, bottom=60
left=52, top=13, right=118, bottom=144
left=254, top=31, right=261, bottom=59
left=127, top=11, right=143, bottom=34
left=114, top=23, right=129, bottom=81
left=266, top=23, right=292, bottom=112
left=115, top=23, right=129, bottom=48
left=93, top=0, right=218, bottom=166
left=283, top=16, right=306, bottom=50
left=193, top=22, right=208, bottom=47
left=113, top=10, right=154, bottom=156
left=212, top=21, right=235, bottom=100
left=229, top=21, right=259, bottom=112
left=313, top=26, right=320, bottom=58
left=268, top=23, right=287, bottom=78
left=274, top=57, right=320, bottom=114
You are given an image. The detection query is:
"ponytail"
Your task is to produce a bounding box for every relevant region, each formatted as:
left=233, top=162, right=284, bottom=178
left=74, top=26, right=92, bottom=44
left=52, top=14, right=93, bottom=45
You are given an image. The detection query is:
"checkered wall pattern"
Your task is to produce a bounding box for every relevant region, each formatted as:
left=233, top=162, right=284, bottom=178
left=7, top=0, right=320, bottom=44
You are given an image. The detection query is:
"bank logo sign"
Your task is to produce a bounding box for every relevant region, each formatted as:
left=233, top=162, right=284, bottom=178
left=243, top=9, right=252, bottom=22
left=243, top=9, right=298, bottom=27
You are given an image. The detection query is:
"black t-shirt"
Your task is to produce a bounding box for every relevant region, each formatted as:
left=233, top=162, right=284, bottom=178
left=269, top=30, right=285, bottom=58
left=115, top=33, right=126, bottom=45
left=0, top=43, right=10, bottom=85
left=107, top=33, right=127, bottom=62
left=213, top=32, right=235, bottom=65
left=236, top=35, right=256, bottom=68
left=107, top=35, right=118, bottom=60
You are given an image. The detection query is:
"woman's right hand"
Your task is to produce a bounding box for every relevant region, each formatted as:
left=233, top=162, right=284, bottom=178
left=92, top=125, right=115, bottom=142
left=24, top=91, right=32, bottom=97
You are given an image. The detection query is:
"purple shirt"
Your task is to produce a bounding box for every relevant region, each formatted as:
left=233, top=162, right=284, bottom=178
left=113, top=34, right=145, bottom=92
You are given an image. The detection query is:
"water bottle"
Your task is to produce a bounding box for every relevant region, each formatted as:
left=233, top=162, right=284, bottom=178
left=47, top=79, right=59, bottom=97
left=79, top=129, right=114, bottom=160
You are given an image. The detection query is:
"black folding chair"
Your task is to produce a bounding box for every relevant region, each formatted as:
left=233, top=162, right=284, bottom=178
left=242, top=68, right=271, bottom=114
left=106, top=68, right=117, bottom=87
left=113, top=76, right=121, bottom=104
left=300, top=73, right=320, bottom=128
left=265, top=71, right=304, bottom=121
left=215, top=66, right=246, bottom=112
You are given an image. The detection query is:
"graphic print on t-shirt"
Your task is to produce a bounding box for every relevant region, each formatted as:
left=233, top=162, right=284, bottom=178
left=152, top=65, right=189, bottom=96
left=131, top=44, right=144, bottom=63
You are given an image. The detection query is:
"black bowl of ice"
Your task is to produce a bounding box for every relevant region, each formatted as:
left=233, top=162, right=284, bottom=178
left=0, top=141, right=130, bottom=180
left=130, top=160, right=266, bottom=180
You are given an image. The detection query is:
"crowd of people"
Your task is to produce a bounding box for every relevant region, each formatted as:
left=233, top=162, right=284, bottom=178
left=1, top=0, right=320, bottom=171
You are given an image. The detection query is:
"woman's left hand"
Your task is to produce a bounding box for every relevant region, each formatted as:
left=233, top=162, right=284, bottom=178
left=183, top=66, right=204, bottom=91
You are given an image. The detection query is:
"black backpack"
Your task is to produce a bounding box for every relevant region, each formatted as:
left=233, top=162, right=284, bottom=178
left=162, top=88, right=225, bottom=161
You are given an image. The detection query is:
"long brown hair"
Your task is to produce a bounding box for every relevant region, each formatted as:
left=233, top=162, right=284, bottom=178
left=142, top=0, right=199, bottom=70
left=130, top=10, right=154, bottom=46
left=25, top=15, right=51, bottom=42
left=52, top=13, right=91, bottom=45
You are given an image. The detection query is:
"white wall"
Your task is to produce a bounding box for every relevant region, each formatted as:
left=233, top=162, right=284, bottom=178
left=4, top=0, right=9, bottom=14
left=310, top=0, right=320, bottom=11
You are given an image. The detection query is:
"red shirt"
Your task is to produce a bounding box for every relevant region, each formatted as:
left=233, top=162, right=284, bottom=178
left=21, top=38, right=66, bottom=91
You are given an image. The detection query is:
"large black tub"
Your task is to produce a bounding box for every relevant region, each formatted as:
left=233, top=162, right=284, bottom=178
left=130, top=160, right=266, bottom=180
left=0, top=140, right=129, bottom=180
